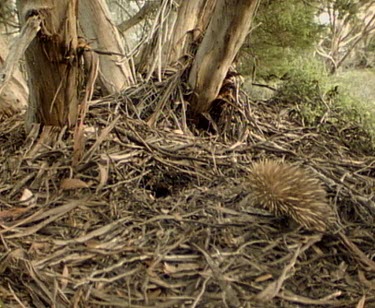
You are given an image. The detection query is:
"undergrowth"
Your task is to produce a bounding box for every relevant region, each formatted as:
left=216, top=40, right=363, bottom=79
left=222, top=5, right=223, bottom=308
left=273, top=56, right=375, bottom=154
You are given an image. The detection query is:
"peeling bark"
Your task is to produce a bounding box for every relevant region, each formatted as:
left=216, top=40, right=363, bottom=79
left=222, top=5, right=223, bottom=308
left=17, top=0, right=83, bottom=129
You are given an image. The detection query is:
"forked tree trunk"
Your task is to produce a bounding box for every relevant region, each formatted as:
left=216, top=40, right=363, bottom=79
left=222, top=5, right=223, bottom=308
left=137, top=0, right=216, bottom=75
left=138, top=0, right=259, bottom=115
left=163, top=0, right=217, bottom=65
left=17, top=0, right=83, bottom=129
left=79, top=0, right=135, bottom=93
left=189, top=0, right=260, bottom=114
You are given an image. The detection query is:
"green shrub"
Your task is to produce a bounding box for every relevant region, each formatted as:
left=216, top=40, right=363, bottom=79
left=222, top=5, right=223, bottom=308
left=275, top=55, right=328, bottom=124
left=274, top=57, right=375, bottom=153
left=239, top=0, right=322, bottom=78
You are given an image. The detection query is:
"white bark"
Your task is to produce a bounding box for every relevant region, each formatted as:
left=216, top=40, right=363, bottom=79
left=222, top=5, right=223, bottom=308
left=78, top=0, right=135, bottom=94
left=0, top=33, right=28, bottom=119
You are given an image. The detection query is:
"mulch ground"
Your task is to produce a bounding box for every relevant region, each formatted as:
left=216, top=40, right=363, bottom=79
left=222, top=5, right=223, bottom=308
left=0, top=75, right=374, bottom=307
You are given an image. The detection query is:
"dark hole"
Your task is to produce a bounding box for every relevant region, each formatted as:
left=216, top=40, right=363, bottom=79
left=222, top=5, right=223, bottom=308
left=153, top=186, right=171, bottom=198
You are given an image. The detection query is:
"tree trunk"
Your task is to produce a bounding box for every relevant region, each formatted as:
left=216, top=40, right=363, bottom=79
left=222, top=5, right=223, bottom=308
left=17, top=0, right=83, bottom=129
left=189, top=0, right=259, bottom=114
left=118, top=1, right=160, bottom=33
left=0, top=34, right=28, bottom=119
left=0, top=0, right=17, bottom=33
left=137, top=0, right=216, bottom=75
left=78, top=0, right=135, bottom=94
left=163, top=0, right=217, bottom=65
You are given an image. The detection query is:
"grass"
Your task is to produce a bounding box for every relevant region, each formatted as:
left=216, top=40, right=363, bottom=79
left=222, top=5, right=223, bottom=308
left=329, top=69, right=375, bottom=146
left=331, top=69, right=375, bottom=125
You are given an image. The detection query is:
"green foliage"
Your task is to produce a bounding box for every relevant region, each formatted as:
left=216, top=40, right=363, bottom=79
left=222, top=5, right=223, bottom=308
left=277, top=54, right=327, bottom=105
left=333, top=0, right=359, bottom=18
left=255, top=0, right=321, bottom=49
left=274, top=58, right=375, bottom=153
left=332, top=92, right=375, bottom=154
left=238, top=0, right=375, bottom=153
left=275, top=55, right=329, bottom=125
left=331, top=69, right=375, bottom=145
left=239, top=0, right=322, bottom=77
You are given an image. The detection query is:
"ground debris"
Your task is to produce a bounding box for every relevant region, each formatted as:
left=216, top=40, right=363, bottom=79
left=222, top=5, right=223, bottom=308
left=0, top=75, right=374, bottom=307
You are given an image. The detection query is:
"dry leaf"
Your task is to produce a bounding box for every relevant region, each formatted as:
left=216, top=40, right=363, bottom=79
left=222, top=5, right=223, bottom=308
left=19, top=188, right=36, bottom=207
left=172, top=129, right=184, bottom=135
left=163, top=262, right=201, bottom=274
left=97, top=163, right=109, bottom=191
left=60, top=178, right=90, bottom=190
left=255, top=273, right=273, bottom=282
left=61, top=265, right=69, bottom=291
left=0, top=207, right=29, bottom=221
left=356, top=295, right=366, bottom=308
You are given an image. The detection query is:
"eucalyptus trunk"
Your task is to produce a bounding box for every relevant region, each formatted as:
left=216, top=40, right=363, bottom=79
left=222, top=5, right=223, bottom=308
left=188, top=0, right=260, bottom=114
left=0, top=34, right=28, bottom=119
left=78, top=0, right=135, bottom=93
left=17, top=0, right=82, bottom=129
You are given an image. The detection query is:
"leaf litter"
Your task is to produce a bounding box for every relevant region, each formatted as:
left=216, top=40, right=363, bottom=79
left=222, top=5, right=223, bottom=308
left=0, top=70, right=374, bottom=307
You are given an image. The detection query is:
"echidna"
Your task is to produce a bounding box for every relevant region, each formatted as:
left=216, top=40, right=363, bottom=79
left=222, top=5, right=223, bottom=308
left=244, top=160, right=334, bottom=232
